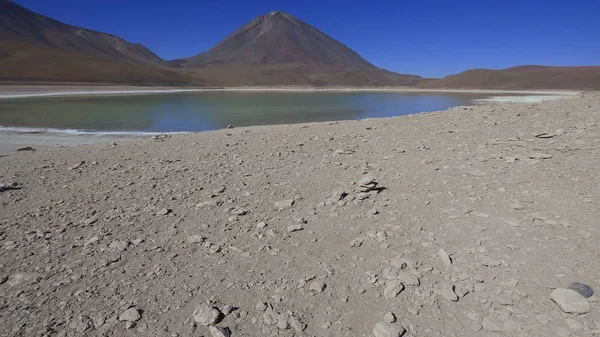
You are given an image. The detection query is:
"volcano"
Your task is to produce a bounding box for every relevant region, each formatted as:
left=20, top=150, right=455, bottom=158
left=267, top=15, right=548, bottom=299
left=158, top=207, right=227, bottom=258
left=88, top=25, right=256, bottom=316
left=173, top=11, right=422, bottom=86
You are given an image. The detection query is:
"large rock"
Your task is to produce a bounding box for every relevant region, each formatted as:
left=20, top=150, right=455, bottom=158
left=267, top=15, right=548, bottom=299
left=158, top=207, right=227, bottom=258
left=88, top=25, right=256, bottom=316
left=550, top=288, right=591, bottom=314
left=119, top=308, right=141, bottom=322
left=193, top=304, right=222, bottom=325
left=384, top=280, right=404, bottom=299
left=373, top=322, right=406, bottom=337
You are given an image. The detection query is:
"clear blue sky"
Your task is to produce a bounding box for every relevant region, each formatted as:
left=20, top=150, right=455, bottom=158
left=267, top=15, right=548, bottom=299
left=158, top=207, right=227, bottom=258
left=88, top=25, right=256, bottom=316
left=15, top=0, right=600, bottom=78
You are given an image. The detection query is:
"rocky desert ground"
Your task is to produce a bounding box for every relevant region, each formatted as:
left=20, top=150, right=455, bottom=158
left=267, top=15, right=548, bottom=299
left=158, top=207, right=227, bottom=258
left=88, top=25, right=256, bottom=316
left=1, top=93, right=599, bottom=337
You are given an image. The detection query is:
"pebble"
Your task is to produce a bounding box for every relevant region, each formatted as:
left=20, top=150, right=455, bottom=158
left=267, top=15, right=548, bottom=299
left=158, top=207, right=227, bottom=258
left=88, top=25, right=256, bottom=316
left=383, top=312, right=396, bottom=323
left=309, top=281, right=326, bottom=293
left=187, top=235, right=205, bottom=243
left=550, top=288, right=591, bottom=314
left=287, top=224, right=304, bottom=233
left=275, top=199, right=295, bottom=208
left=119, top=307, right=141, bottom=322
left=255, top=302, right=267, bottom=311
left=384, top=280, right=404, bottom=299
left=438, top=248, right=452, bottom=267
left=109, top=240, right=129, bottom=252
left=396, top=271, right=420, bottom=286
left=568, top=282, right=594, bottom=298
left=193, top=304, right=222, bottom=325
left=156, top=208, right=171, bottom=215
left=209, top=326, right=230, bottom=337
left=442, top=284, right=459, bottom=302
left=373, top=322, right=406, bottom=337
left=481, top=256, right=502, bottom=267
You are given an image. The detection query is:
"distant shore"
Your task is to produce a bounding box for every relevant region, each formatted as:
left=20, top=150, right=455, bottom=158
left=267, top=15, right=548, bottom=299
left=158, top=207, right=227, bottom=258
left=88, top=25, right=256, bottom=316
left=0, top=84, right=582, bottom=100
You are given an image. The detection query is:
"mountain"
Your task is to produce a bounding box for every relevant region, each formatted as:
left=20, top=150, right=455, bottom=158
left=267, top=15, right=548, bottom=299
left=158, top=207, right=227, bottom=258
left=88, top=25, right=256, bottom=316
left=0, top=0, right=164, bottom=66
left=419, top=65, right=600, bottom=90
left=173, top=11, right=422, bottom=86
left=0, top=38, right=197, bottom=85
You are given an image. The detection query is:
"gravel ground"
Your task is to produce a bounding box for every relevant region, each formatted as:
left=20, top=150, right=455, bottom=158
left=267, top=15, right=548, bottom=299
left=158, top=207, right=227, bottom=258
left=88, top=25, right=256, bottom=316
left=1, top=93, right=599, bottom=337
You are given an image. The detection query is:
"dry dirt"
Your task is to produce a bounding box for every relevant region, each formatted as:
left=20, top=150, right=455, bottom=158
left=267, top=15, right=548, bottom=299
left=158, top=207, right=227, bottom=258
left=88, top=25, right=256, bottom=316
left=1, top=93, right=599, bottom=337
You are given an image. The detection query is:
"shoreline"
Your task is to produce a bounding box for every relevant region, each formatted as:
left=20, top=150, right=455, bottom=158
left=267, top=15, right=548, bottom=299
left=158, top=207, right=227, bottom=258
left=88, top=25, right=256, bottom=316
left=0, top=84, right=582, bottom=99
left=0, top=90, right=582, bottom=154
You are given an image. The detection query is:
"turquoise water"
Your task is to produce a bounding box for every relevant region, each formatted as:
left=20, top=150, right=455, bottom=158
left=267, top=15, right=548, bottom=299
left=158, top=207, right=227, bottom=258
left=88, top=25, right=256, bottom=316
left=0, top=91, right=496, bottom=134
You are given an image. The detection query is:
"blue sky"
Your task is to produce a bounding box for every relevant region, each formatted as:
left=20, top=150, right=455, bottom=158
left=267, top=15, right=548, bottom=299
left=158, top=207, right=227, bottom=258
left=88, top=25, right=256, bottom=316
left=15, top=0, right=600, bottom=78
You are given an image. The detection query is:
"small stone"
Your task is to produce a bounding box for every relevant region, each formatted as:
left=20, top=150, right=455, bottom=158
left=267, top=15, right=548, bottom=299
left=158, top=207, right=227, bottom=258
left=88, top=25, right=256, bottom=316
left=481, top=256, right=502, bottom=267
left=383, top=312, right=396, bottom=323
left=442, top=284, right=459, bottom=302
left=359, top=176, right=377, bottom=186
left=209, top=326, right=230, bottom=337
left=109, top=240, right=129, bottom=252
left=438, top=248, right=452, bottom=267
left=322, top=321, right=332, bottom=329
left=188, top=235, right=205, bottom=243
left=119, top=308, right=141, bottom=322
left=550, top=288, right=591, bottom=314
left=287, top=225, right=304, bottom=233
left=384, top=280, right=404, bottom=299
left=277, top=312, right=290, bottom=330
left=390, top=258, right=407, bottom=269
left=256, top=222, right=267, bottom=230
left=568, top=282, right=594, bottom=298
left=373, top=322, right=406, bottom=337
left=309, top=281, right=326, bottom=293
left=255, top=302, right=267, bottom=311
left=455, top=285, right=469, bottom=298
left=157, top=208, right=171, bottom=216
left=482, top=317, right=502, bottom=332
left=275, top=199, right=295, bottom=208
left=193, top=304, right=221, bottom=325
left=396, top=271, right=420, bottom=286
left=125, top=321, right=136, bottom=329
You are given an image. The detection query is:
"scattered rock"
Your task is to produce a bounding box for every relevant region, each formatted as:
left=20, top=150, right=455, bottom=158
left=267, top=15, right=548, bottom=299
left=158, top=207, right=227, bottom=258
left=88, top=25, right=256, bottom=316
left=568, top=282, right=594, bottom=298
left=119, top=308, right=141, bottom=322
left=209, top=326, right=231, bottom=337
left=438, top=248, right=452, bottom=267
left=156, top=208, right=171, bottom=216
left=396, top=271, right=420, bottom=286
left=188, top=235, right=206, bottom=243
left=275, top=199, right=295, bottom=208
left=373, top=322, right=406, bottom=337
left=550, top=288, right=591, bottom=314
left=383, top=312, right=396, bottom=323
left=384, top=280, right=404, bottom=299
left=287, top=224, right=304, bottom=233
left=309, top=281, right=326, bottom=293
left=442, top=284, right=459, bottom=302
left=193, top=304, right=222, bottom=325
left=16, top=147, right=36, bottom=151
left=109, top=240, right=129, bottom=252
left=481, top=256, right=502, bottom=267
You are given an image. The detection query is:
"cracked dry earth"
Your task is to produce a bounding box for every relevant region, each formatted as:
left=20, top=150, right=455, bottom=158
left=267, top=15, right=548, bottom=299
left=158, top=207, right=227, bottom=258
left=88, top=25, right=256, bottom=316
left=1, top=93, right=600, bottom=337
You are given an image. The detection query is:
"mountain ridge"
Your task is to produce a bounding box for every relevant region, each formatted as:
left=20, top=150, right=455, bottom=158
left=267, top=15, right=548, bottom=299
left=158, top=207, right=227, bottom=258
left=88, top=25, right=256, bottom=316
left=0, top=0, right=165, bottom=66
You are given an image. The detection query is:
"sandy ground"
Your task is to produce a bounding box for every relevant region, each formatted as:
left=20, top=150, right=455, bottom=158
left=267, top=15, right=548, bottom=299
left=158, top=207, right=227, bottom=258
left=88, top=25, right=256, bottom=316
left=0, top=132, right=130, bottom=154
left=1, top=93, right=599, bottom=337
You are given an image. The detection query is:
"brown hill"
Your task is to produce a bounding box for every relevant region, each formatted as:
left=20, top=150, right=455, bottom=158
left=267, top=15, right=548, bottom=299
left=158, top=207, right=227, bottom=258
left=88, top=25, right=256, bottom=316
left=0, top=0, right=164, bottom=66
left=419, top=65, right=600, bottom=90
left=0, top=38, right=197, bottom=85
left=173, top=11, right=422, bottom=86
